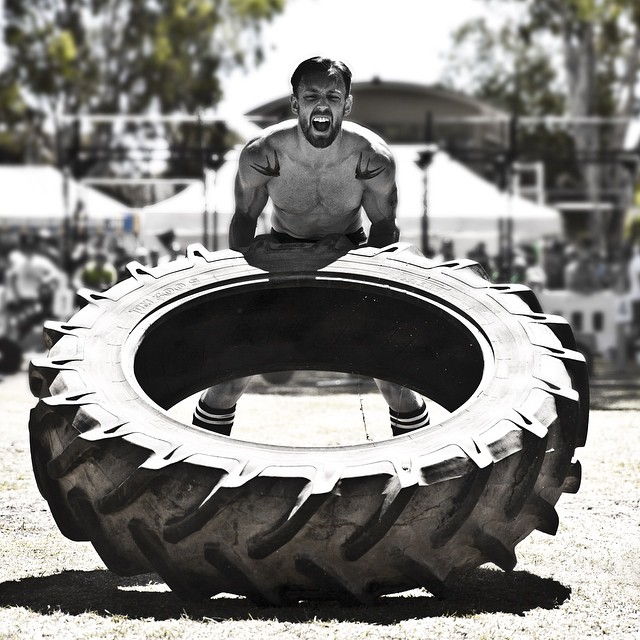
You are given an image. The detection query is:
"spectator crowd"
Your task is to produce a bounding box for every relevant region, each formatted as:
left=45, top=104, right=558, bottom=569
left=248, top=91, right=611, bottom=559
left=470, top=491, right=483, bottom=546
left=0, top=225, right=183, bottom=360
left=445, top=236, right=628, bottom=295
left=2, top=225, right=639, bottom=371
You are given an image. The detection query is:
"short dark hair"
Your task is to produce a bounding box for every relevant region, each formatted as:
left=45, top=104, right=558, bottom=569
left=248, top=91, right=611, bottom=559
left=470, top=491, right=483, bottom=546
left=291, top=57, right=352, bottom=96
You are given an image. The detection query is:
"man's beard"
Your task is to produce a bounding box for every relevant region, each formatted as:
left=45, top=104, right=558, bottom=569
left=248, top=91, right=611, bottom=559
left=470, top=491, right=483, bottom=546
left=300, top=118, right=340, bottom=148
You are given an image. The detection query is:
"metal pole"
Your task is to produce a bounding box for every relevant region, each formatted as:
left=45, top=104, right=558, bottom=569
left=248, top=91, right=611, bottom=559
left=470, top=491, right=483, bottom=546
left=416, top=144, right=439, bottom=258
left=63, top=118, right=81, bottom=266
left=422, top=170, right=429, bottom=257
left=212, top=169, right=218, bottom=252
left=197, top=112, right=208, bottom=248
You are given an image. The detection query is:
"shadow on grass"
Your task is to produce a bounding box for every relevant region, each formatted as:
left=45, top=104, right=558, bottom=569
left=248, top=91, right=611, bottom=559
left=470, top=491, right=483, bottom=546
left=0, top=567, right=570, bottom=622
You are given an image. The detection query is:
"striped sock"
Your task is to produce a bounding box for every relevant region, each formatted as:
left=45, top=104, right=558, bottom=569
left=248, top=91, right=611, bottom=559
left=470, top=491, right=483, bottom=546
left=192, top=400, right=236, bottom=436
left=390, top=401, right=430, bottom=436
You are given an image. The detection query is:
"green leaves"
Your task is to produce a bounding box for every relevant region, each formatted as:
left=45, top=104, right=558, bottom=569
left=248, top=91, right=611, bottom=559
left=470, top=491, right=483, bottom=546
left=230, top=0, right=285, bottom=19
left=0, top=0, right=285, bottom=162
left=444, top=0, right=639, bottom=119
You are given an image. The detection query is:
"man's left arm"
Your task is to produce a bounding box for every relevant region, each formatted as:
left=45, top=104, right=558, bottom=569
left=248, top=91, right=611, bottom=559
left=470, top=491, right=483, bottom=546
left=358, top=148, right=400, bottom=248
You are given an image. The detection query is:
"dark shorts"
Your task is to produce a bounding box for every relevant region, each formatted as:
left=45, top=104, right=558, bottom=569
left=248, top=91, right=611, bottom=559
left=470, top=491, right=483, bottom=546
left=270, top=227, right=367, bottom=247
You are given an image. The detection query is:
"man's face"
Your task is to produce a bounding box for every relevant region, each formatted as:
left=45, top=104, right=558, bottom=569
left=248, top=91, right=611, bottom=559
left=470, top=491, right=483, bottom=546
left=291, top=71, right=352, bottom=148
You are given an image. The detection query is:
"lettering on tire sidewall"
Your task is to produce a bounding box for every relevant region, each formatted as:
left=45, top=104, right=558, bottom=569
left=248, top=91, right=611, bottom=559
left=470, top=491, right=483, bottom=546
left=127, top=277, right=202, bottom=315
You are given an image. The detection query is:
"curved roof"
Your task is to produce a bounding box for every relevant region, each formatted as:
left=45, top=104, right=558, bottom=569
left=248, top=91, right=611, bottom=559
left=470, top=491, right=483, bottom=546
left=245, top=78, right=507, bottom=144
left=247, top=79, right=503, bottom=114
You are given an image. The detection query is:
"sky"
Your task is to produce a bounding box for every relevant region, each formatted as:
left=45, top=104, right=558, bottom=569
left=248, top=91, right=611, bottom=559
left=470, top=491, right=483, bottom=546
left=0, top=0, right=492, bottom=115
left=216, top=0, right=487, bottom=116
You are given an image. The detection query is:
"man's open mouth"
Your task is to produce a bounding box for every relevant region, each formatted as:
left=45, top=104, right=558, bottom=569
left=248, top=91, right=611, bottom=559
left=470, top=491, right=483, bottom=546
left=311, top=115, right=331, bottom=132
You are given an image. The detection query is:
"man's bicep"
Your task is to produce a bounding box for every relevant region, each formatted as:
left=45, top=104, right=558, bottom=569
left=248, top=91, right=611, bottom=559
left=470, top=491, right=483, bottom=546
left=361, top=172, right=398, bottom=223
left=361, top=165, right=400, bottom=247
left=235, top=170, right=269, bottom=217
left=234, top=150, right=270, bottom=219
left=230, top=166, right=269, bottom=249
left=356, top=145, right=397, bottom=218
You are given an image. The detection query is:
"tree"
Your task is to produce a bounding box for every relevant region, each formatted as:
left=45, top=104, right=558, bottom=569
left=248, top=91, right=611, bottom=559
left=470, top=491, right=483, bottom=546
left=443, top=0, right=640, bottom=254
left=0, top=0, right=284, bottom=179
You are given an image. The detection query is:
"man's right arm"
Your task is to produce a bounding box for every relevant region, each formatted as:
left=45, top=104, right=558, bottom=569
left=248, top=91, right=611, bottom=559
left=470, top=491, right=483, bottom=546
left=228, top=140, right=272, bottom=250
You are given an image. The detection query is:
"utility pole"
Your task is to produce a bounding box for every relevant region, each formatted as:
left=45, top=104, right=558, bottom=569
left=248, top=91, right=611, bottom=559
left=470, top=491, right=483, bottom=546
left=416, top=144, right=439, bottom=258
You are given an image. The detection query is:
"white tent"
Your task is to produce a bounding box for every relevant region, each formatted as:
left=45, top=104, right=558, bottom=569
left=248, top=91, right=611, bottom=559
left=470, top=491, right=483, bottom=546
left=138, top=147, right=272, bottom=248
left=0, top=165, right=131, bottom=227
left=392, top=145, right=563, bottom=257
left=139, top=144, right=562, bottom=256
left=138, top=181, right=211, bottom=247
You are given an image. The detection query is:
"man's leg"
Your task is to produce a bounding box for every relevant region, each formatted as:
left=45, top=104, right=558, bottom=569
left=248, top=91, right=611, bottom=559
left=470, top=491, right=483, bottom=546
left=192, top=376, right=253, bottom=435
left=373, top=379, right=430, bottom=436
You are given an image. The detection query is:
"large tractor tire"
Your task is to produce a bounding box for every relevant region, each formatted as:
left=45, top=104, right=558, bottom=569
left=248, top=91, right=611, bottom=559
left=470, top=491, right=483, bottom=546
left=28, top=238, right=588, bottom=605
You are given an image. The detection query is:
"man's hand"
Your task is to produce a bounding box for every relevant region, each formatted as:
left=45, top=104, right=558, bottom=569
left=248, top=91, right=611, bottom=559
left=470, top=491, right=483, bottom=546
left=229, top=212, right=259, bottom=251
left=367, top=218, right=400, bottom=248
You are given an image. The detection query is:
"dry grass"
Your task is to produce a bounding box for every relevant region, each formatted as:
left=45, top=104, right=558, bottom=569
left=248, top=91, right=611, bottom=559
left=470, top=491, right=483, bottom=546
left=0, top=368, right=638, bottom=639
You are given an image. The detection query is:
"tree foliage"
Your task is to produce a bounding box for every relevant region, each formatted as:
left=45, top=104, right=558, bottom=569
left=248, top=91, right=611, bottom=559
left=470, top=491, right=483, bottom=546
left=0, top=0, right=285, bottom=165
left=443, top=0, right=640, bottom=249
left=445, top=0, right=639, bottom=120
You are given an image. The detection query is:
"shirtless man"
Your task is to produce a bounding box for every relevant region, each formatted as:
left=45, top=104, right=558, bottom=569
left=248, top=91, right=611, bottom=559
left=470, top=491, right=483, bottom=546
left=192, top=56, right=430, bottom=437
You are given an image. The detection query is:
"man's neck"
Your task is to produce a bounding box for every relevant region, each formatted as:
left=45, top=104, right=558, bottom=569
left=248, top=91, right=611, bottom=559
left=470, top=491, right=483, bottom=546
left=294, top=126, right=345, bottom=166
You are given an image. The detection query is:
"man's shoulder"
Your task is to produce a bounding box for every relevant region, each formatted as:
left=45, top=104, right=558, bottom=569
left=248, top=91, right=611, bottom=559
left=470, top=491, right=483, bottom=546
left=342, top=122, right=392, bottom=155
left=236, top=122, right=296, bottom=180
left=242, top=120, right=297, bottom=154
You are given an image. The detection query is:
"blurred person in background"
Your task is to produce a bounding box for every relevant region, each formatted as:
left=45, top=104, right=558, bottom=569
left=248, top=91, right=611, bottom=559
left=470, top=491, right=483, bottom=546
left=35, top=228, right=62, bottom=267
left=159, top=240, right=185, bottom=264
left=543, top=238, right=565, bottom=290
left=73, top=249, right=118, bottom=292
left=564, top=241, right=599, bottom=294
left=112, top=243, right=135, bottom=283
left=134, top=246, right=150, bottom=267
left=156, top=229, right=185, bottom=264
left=467, top=241, right=492, bottom=277
left=433, top=238, right=455, bottom=263
left=628, top=243, right=640, bottom=347
left=4, top=233, right=67, bottom=339
left=523, top=244, right=547, bottom=293
left=510, top=251, right=528, bottom=284
left=628, top=243, right=640, bottom=297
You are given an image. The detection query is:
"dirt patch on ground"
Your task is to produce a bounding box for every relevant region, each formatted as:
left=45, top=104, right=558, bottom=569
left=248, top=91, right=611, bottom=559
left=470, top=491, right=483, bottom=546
left=0, top=368, right=638, bottom=639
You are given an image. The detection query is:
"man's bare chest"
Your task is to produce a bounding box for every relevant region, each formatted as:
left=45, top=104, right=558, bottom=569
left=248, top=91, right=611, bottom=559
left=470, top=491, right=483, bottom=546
left=267, top=160, right=364, bottom=214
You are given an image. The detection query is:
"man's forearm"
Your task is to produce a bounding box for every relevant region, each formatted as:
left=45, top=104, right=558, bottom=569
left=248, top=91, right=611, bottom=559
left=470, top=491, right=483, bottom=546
left=367, top=218, right=400, bottom=248
left=229, top=213, right=258, bottom=250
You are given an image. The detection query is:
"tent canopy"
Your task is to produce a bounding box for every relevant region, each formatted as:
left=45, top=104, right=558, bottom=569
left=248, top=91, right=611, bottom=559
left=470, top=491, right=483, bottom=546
left=139, top=148, right=273, bottom=247
left=0, top=166, right=130, bottom=224
left=139, top=145, right=563, bottom=256
left=392, top=145, right=562, bottom=255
